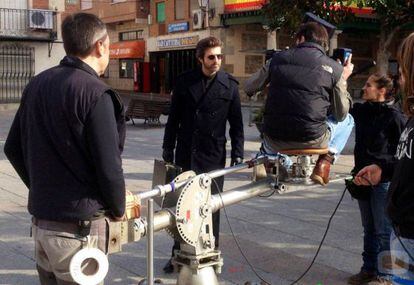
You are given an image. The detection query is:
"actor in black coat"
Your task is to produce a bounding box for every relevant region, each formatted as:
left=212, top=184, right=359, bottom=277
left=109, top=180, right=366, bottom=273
left=163, top=68, right=244, bottom=174
left=161, top=37, right=244, bottom=272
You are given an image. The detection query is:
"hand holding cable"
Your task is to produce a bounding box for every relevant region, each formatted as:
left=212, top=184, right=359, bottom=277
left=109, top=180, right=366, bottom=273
left=354, top=164, right=382, bottom=186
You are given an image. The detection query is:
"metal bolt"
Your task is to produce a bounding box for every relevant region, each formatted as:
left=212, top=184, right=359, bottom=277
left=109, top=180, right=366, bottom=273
left=199, top=175, right=211, bottom=188
left=176, top=217, right=188, bottom=224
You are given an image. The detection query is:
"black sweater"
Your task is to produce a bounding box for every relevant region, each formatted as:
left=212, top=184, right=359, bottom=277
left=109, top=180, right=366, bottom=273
left=4, top=56, right=126, bottom=221
left=351, top=102, right=406, bottom=182
left=388, top=116, right=414, bottom=237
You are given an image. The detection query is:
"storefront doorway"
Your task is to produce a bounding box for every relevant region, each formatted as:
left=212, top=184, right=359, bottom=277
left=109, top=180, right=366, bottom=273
left=150, top=49, right=197, bottom=94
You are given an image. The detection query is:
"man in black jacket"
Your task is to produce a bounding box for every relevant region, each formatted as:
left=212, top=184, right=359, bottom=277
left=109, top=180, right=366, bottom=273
left=4, top=13, right=125, bottom=284
left=245, top=22, right=354, bottom=185
left=162, top=36, right=244, bottom=273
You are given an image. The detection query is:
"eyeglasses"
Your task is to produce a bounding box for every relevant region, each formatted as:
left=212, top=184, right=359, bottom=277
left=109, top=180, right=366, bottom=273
left=207, top=54, right=224, bottom=60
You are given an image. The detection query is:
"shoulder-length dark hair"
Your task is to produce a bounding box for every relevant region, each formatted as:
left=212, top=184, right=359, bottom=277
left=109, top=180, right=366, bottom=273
left=398, top=33, right=414, bottom=116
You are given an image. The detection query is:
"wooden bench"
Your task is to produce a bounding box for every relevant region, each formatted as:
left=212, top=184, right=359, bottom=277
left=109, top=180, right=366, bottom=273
left=126, top=98, right=170, bottom=125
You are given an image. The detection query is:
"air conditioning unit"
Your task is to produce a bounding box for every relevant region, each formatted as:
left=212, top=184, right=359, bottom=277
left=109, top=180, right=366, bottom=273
left=192, top=9, right=203, bottom=30
left=28, top=9, right=53, bottom=30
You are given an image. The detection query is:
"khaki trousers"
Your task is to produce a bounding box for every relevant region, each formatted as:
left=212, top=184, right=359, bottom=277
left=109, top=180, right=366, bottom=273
left=32, top=218, right=108, bottom=285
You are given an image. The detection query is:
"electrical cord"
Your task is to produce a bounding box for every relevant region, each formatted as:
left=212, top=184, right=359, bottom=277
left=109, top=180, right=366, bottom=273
left=258, top=189, right=276, bottom=198
left=391, top=224, right=414, bottom=262
left=214, top=179, right=271, bottom=285
left=213, top=178, right=348, bottom=285
left=288, top=186, right=347, bottom=285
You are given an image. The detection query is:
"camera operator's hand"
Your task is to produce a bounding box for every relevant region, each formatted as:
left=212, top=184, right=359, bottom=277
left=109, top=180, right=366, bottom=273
left=342, top=54, right=354, bottom=81
left=162, top=148, right=174, bottom=163
left=230, top=157, right=243, bottom=166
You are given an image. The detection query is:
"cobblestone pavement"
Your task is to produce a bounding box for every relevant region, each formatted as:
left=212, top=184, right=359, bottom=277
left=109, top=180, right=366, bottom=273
left=0, top=104, right=362, bottom=285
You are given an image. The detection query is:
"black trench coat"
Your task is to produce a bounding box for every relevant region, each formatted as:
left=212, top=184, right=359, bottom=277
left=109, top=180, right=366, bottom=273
left=163, top=68, right=244, bottom=248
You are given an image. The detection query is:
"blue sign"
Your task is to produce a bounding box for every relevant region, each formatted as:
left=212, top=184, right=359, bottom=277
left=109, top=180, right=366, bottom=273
left=168, top=22, right=189, bottom=33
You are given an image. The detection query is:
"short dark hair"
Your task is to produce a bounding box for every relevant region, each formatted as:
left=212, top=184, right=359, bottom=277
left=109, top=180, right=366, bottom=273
left=296, top=22, right=329, bottom=50
left=196, top=36, right=222, bottom=59
left=62, top=13, right=107, bottom=57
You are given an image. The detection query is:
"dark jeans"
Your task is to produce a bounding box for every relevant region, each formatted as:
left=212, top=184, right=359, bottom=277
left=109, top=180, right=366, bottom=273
left=171, top=176, right=223, bottom=257
left=358, top=182, right=392, bottom=276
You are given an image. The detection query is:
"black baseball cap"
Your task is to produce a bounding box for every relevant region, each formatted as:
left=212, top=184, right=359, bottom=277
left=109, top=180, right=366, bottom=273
left=303, top=12, right=336, bottom=39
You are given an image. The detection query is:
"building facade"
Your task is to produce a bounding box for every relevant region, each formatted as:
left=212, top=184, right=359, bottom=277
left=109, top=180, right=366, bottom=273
left=68, top=0, right=150, bottom=92
left=28, top=1, right=411, bottom=100
left=220, top=2, right=413, bottom=99
left=0, top=0, right=66, bottom=103
left=147, top=0, right=207, bottom=94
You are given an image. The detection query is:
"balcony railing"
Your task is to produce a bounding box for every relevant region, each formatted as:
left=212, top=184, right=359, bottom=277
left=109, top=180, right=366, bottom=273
left=0, top=8, right=57, bottom=41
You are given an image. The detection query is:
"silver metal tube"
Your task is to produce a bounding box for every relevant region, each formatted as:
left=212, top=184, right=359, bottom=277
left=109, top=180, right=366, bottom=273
left=137, top=156, right=267, bottom=201
left=136, top=181, right=187, bottom=201
left=210, top=179, right=272, bottom=213
left=147, top=199, right=154, bottom=285
left=208, top=156, right=267, bottom=179
left=138, top=189, right=161, bottom=200
left=153, top=209, right=174, bottom=232
left=208, top=163, right=250, bottom=179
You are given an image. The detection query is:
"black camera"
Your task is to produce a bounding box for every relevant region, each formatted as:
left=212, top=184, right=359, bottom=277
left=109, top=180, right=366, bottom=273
left=265, top=49, right=282, bottom=62
left=332, top=48, right=352, bottom=65
left=345, top=177, right=372, bottom=200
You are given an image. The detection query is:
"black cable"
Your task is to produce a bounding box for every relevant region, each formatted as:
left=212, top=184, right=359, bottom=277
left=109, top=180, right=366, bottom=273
left=214, top=178, right=348, bottom=285
left=213, top=179, right=271, bottom=285
left=391, top=224, right=414, bottom=262
left=258, top=189, right=276, bottom=198
left=288, top=186, right=347, bottom=285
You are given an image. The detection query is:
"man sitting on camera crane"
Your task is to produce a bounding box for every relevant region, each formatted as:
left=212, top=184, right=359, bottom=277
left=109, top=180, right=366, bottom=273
left=245, top=21, right=354, bottom=185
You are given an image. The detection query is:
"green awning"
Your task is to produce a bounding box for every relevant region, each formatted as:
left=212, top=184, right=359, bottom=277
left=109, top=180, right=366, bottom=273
left=221, top=10, right=265, bottom=26
left=338, top=21, right=379, bottom=32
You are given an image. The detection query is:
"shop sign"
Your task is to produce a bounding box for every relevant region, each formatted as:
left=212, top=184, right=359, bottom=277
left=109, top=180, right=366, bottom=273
left=157, top=36, right=199, bottom=49
left=331, top=2, right=373, bottom=16
left=109, top=40, right=145, bottom=59
left=224, top=0, right=265, bottom=12
left=168, top=22, right=189, bottom=33
left=346, top=3, right=373, bottom=16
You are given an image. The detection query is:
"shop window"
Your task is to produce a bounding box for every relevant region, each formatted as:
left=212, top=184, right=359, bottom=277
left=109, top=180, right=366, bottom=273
left=119, top=30, right=144, bottom=41
left=80, top=0, right=92, bottom=10
left=190, top=0, right=199, bottom=14
left=242, top=33, right=266, bottom=51
left=119, top=59, right=135, bottom=78
left=175, top=0, right=184, bottom=20
left=245, top=55, right=264, bottom=74
left=157, top=2, right=165, bottom=23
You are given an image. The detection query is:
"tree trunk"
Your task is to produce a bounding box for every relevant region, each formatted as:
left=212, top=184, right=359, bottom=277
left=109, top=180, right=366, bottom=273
left=376, top=24, right=400, bottom=74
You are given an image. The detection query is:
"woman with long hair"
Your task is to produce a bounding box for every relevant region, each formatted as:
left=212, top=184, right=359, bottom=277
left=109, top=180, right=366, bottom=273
left=355, top=33, right=414, bottom=284
left=348, top=73, right=406, bottom=285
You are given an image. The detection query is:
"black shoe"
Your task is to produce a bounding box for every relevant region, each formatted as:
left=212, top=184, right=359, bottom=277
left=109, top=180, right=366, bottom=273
left=163, top=259, right=174, bottom=274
